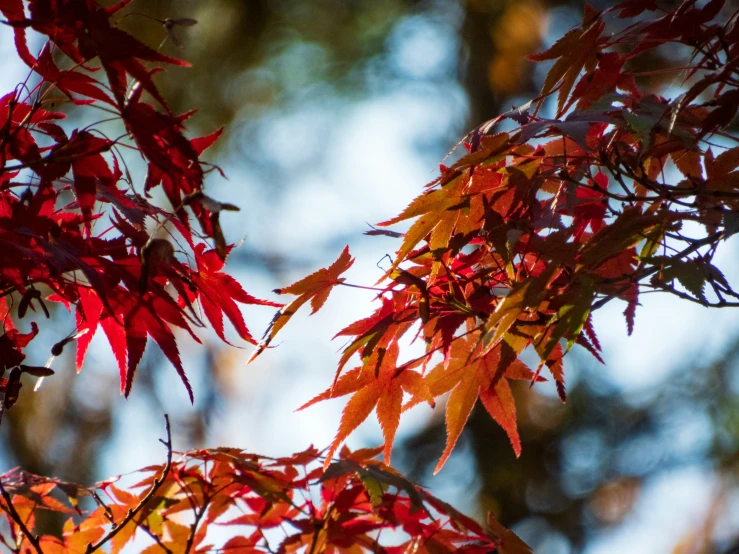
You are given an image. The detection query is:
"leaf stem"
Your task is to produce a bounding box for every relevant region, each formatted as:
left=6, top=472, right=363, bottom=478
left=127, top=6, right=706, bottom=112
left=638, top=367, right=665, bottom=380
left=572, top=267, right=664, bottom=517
left=339, top=282, right=386, bottom=292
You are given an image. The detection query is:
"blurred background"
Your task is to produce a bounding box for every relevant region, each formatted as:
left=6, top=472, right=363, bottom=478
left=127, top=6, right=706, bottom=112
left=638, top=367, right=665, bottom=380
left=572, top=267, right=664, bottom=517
left=1, top=0, right=738, bottom=552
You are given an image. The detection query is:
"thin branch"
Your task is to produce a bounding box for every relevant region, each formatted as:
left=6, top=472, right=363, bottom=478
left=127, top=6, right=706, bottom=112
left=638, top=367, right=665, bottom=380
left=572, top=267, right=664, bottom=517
left=0, top=481, right=44, bottom=554
left=85, top=414, right=173, bottom=554
left=137, top=520, right=174, bottom=554
left=90, top=491, right=114, bottom=523
left=0, top=531, right=17, bottom=553
left=652, top=283, right=739, bottom=308
left=182, top=498, right=209, bottom=554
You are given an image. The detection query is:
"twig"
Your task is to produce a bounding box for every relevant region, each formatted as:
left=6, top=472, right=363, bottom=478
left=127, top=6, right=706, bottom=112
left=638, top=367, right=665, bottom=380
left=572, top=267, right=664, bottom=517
left=85, top=414, right=173, bottom=554
left=0, top=480, right=44, bottom=554
left=653, top=284, right=739, bottom=308
left=182, top=500, right=208, bottom=554
left=90, top=491, right=114, bottom=522
left=0, top=532, right=16, bottom=553
left=137, top=520, right=174, bottom=554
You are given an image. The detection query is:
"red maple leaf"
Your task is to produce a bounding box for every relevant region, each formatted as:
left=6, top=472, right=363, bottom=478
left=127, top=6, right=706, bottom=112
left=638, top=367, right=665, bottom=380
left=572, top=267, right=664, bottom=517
left=182, top=244, right=281, bottom=346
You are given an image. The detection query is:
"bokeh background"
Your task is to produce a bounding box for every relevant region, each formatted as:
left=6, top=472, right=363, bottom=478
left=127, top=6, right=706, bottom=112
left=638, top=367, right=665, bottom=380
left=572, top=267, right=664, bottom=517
left=1, top=0, right=738, bottom=552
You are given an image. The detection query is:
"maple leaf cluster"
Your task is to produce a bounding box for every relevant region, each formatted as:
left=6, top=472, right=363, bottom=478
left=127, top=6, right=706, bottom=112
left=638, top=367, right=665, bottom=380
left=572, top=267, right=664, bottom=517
left=0, top=1, right=531, bottom=550
left=0, top=432, right=524, bottom=554
left=249, top=0, right=739, bottom=473
left=2, top=0, right=739, bottom=551
left=0, top=0, right=279, bottom=411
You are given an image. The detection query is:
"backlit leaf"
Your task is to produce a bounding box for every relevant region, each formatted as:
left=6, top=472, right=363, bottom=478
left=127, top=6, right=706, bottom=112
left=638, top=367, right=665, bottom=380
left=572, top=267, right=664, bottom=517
left=249, top=246, right=354, bottom=363
left=435, top=368, right=480, bottom=474
left=480, top=378, right=521, bottom=457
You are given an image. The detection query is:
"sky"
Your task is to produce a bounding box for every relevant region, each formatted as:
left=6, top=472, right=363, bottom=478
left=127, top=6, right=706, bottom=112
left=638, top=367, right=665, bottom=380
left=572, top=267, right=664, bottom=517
left=0, top=6, right=737, bottom=553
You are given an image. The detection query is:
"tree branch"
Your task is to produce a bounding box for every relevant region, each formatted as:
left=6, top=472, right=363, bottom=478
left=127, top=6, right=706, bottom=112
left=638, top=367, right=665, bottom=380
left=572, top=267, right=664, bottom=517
left=652, top=283, right=739, bottom=308
left=0, top=480, right=44, bottom=554
left=182, top=499, right=208, bottom=554
left=85, top=414, right=173, bottom=554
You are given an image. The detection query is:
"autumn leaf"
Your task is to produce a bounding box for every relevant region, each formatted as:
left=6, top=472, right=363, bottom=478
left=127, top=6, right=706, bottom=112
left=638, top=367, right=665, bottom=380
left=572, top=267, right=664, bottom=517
left=527, top=5, right=605, bottom=117
left=435, top=366, right=479, bottom=474
left=33, top=43, right=116, bottom=106
left=482, top=265, right=558, bottom=351
left=304, top=343, right=431, bottom=467
left=704, top=146, right=739, bottom=193
left=0, top=0, right=35, bottom=67
left=397, top=334, right=540, bottom=472
left=487, top=513, right=533, bottom=554
left=248, top=246, right=354, bottom=364
left=1, top=4, right=738, bottom=549
left=480, top=378, right=521, bottom=457
left=183, top=244, right=281, bottom=346
left=577, top=208, right=660, bottom=270
left=375, top=174, right=467, bottom=281
left=654, top=257, right=707, bottom=300
left=539, top=276, right=595, bottom=362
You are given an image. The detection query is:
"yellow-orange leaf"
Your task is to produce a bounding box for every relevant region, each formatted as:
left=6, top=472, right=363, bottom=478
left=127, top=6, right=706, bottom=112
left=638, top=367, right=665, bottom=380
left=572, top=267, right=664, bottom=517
left=429, top=211, right=458, bottom=282
left=249, top=246, right=354, bottom=364
left=434, top=368, right=480, bottom=474
left=324, top=383, right=383, bottom=468
left=480, top=378, right=521, bottom=457
left=414, top=353, right=468, bottom=403
left=378, top=213, right=439, bottom=284
left=378, top=175, right=464, bottom=227
left=277, top=245, right=354, bottom=300
left=376, top=381, right=403, bottom=464
left=296, top=366, right=372, bottom=412
left=319, top=343, right=419, bottom=466
left=487, top=513, right=533, bottom=554
left=397, top=370, right=435, bottom=409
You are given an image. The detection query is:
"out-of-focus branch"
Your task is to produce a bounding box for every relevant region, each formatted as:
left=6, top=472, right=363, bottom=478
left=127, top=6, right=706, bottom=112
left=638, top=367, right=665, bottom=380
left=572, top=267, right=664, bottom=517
left=85, top=414, right=172, bottom=554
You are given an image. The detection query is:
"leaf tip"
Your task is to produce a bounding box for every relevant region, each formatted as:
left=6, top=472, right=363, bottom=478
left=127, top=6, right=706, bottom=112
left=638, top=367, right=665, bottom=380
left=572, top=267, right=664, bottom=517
left=432, top=456, right=447, bottom=475
left=246, top=345, right=264, bottom=365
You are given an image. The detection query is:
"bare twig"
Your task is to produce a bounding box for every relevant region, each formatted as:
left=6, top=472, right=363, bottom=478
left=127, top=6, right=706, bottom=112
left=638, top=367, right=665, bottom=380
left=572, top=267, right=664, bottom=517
left=652, top=284, right=739, bottom=308
left=85, top=414, right=173, bottom=554
left=0, top=531, right=16, bottom=553
left=0, top=480, right=44, bottom=554
left=182, top=500, right=208, bottom=554
left=90, top=491, right=114, bottom=523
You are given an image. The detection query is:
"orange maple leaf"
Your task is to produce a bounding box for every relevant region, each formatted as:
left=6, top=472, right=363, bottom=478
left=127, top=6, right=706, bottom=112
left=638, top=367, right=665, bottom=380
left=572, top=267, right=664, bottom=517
left=299, top=342, right=433, bottom=467
left=248, top=246, right=354, bottom=364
